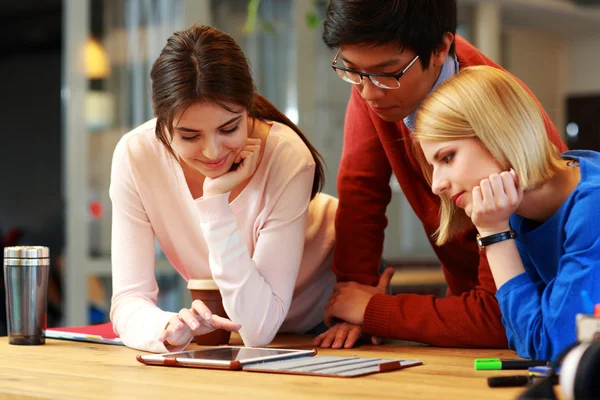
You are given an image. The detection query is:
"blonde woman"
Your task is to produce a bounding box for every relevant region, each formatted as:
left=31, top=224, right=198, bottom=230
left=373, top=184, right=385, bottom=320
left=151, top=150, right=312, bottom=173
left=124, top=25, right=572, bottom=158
left=413, top=65, right=600, bottom=361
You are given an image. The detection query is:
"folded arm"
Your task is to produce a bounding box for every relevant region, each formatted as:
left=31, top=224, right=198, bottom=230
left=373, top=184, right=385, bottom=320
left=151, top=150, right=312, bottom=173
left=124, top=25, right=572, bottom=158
left=498, top=191, right=600, bottom=360
left=364, top=246, right=508, bottom=348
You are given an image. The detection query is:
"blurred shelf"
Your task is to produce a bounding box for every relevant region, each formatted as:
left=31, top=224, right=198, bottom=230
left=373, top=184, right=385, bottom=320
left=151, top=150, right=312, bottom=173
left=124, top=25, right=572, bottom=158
left=459, top=0, right=600, bottom=37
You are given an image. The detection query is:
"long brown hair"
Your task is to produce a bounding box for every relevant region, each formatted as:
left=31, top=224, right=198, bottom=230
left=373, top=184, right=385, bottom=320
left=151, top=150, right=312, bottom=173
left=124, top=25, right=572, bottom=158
left=150, top=25, right=325, bottom=198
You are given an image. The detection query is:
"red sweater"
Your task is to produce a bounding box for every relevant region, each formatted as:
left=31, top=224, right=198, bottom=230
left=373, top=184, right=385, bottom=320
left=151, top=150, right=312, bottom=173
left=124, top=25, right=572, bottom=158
left=334, top=36, right=567, bottom=348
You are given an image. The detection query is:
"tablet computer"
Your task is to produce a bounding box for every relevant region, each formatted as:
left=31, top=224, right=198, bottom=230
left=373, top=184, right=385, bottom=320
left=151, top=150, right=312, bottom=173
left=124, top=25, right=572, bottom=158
left=137, top=346, right=317, bottom=370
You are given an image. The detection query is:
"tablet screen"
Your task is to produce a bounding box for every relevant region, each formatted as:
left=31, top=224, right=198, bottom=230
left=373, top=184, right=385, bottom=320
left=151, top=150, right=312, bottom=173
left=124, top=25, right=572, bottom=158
left=171, top=346, right=316, bottom=366
left=138, top=346, right=316, bottom=368
left=176, top=347, right=301, bottom=361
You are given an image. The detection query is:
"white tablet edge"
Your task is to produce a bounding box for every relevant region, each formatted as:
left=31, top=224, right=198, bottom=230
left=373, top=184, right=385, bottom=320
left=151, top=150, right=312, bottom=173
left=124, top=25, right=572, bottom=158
left=174, top=347, right=316, bottom=366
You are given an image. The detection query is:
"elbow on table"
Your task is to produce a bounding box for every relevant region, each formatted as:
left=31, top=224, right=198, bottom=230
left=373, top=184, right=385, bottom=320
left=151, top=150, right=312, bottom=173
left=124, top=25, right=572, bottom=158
left=109, top=303, right=120, bottom=330
left=531, top=340, right=572, bottom=362
left=516, top=343, right=553, bottom=361
left=513, top=332, right=563, bottom=361
left=239, top=329, right=278, bottom=348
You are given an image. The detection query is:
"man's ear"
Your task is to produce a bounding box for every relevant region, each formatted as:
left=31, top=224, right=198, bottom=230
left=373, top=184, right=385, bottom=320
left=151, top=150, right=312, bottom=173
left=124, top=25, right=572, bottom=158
left=432, top=32, right=455, bottom=68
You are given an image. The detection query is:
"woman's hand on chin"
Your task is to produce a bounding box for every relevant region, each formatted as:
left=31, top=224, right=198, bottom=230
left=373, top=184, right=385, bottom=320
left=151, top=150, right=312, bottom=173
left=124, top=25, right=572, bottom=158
left=471, top=169, right=523, bottom=235
left=203, top=137, right=262, bottom=197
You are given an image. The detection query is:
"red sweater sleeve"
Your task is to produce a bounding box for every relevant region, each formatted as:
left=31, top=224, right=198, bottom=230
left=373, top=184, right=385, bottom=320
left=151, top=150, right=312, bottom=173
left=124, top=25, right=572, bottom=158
left=364, top=232, right=509, bottom=347
left=332, top=88, right=393, bottom=286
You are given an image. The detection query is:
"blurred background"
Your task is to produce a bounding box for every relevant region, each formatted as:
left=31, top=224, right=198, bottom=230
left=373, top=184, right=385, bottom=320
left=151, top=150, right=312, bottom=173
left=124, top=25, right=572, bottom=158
left=1, top=0, right=599, bottom=331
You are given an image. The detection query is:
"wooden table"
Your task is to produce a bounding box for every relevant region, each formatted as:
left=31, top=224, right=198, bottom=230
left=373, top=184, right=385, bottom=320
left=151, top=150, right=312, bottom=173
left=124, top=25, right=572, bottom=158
left=0, top=334, right=558, bottom=399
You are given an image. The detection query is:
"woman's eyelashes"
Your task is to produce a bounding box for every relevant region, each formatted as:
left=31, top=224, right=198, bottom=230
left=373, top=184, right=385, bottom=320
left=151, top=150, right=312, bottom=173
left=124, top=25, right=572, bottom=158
left=179, top=124, right=239, bottom=141
left=440, top=151, right=455, bottom=164
left=180, top=133, right=199, bottom=141
left=221, top=124, right=239, bottom=134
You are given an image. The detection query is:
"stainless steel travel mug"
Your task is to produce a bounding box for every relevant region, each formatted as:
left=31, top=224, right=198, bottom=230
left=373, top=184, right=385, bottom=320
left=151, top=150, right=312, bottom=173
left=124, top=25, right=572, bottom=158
left=3, top=246, right=50, bottom=345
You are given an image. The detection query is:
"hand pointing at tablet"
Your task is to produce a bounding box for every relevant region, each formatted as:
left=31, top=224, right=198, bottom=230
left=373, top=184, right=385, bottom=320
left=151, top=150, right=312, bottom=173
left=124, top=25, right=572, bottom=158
left=158, top=300, right=241, bottom=349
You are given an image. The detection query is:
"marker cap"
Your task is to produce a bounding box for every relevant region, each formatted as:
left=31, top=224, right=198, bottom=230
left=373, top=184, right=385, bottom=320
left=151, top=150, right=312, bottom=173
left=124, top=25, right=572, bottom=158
left=475, top=358, right=502, bottom=370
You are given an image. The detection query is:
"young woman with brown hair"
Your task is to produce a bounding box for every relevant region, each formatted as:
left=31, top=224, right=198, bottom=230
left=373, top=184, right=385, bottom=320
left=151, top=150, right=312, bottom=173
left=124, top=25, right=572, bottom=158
left=109, top=25, right=337, bottom=352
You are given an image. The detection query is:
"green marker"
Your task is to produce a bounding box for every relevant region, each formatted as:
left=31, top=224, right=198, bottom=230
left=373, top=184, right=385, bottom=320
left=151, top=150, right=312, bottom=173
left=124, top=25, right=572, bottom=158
left=474, top=358, right=547, bottom=370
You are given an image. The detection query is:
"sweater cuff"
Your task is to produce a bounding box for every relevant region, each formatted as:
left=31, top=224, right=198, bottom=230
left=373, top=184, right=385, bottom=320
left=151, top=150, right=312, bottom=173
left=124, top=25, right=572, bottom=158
left=362, top=293, right=396, bottom=338
left=147, top=312, right=177, bottom=353
left=195, top=192, right=233, bottom=222
left=149, top=312, right=194, bottom=353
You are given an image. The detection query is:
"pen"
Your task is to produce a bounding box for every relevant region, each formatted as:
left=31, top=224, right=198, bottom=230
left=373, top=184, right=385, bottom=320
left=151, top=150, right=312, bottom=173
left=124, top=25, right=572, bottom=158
left=528, top=366, right=555, bottom=375
left=474, top=358, right=547, bottom=370
left=487, top=375, right=530, bottom=388
left=487, top=374, right=559, bottom=388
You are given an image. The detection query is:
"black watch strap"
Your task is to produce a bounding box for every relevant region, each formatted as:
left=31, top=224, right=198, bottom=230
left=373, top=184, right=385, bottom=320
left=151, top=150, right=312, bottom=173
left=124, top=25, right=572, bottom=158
left=476, top=230, right=517, bottom=251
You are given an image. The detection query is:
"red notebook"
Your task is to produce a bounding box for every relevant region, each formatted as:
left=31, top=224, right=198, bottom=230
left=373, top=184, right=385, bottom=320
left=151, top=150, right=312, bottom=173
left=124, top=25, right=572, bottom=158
left=45, top=322, right=123, bottom=345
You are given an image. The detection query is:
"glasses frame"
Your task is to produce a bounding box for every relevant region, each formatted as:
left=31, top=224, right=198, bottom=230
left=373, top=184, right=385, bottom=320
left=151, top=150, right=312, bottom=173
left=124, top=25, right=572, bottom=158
left=331, top=51, right=420, bottom=89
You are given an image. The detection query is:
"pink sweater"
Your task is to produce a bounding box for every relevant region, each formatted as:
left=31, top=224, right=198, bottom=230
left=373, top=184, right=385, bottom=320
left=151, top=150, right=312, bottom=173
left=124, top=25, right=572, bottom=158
left=109, top=119, right=337, bottom=352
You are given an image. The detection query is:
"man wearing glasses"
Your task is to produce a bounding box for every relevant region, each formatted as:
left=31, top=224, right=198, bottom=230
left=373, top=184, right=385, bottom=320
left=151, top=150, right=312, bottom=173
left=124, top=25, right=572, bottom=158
left=315, top=0, right=567, bottom=349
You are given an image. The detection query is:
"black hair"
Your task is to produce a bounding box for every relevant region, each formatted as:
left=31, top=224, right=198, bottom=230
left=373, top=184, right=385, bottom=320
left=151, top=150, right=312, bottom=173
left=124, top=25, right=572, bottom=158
left=322, top=0, right=457, bottom=68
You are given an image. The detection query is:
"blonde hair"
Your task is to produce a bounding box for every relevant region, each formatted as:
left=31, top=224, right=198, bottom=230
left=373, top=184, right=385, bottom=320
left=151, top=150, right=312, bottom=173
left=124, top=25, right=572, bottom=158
left=413, top=66, right=564, bottom=245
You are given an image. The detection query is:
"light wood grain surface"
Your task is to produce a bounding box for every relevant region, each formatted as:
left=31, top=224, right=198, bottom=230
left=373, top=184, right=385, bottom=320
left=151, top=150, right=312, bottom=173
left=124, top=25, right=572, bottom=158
left=0, top=334, right=559, bottom=400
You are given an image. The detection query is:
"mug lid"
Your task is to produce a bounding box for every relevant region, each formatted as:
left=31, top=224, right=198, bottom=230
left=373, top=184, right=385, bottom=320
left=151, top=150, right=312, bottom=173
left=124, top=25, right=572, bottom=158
left=4, top=246, right=49, bottom=259
left=187, top=279, right=219, bottom=290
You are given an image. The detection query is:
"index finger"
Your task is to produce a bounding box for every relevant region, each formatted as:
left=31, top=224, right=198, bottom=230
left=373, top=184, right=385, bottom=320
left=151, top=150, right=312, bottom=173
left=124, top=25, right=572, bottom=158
left=509, top=168, right=519, bottom=185
left=377, top=267, right=395, bottom=291
left=332, top=324, right=351, bottom=349
left=500, top=171, right=519, bottom=204
left=472, top=185, right=483, bottom=211
left=211, top=315, right=241, bottom=331
left=159, top=315, right=185, bottom=342
left=313, top=326, right=336, bottom=346
left=344, top=326, right=362, bottom=348
left=319, top=327, right=339, bottom=348
left=191, top=299, right=212, bottom=321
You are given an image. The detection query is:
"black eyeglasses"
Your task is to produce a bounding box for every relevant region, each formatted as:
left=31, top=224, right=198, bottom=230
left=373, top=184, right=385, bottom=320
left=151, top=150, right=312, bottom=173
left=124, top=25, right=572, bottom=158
left=331, top=51, right=420, bottom=90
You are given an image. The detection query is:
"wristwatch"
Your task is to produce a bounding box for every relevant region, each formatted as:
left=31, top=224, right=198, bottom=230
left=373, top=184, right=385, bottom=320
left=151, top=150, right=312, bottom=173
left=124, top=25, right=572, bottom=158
left=476, top=230, right=517, bottom=251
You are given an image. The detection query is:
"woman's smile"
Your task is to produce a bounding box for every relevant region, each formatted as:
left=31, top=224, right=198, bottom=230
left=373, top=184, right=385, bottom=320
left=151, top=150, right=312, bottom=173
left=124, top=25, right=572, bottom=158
left=198, top=154, right=229, bottom=169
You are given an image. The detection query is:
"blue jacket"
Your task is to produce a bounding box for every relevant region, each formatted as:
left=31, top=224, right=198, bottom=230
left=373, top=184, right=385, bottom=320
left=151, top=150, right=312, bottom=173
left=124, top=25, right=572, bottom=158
left=498, top=150, right=600, bottom=361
